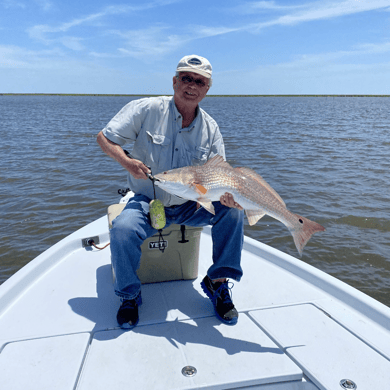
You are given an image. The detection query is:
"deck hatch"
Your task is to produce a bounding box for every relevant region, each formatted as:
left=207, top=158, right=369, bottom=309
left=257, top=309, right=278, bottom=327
left=78, top=314, right=302, bottom=389
left=249, top=304, right=390, bottom=390
left=0, top=333, right=90, bottom=390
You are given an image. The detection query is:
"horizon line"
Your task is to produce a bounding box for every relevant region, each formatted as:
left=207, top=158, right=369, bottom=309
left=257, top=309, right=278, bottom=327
left=1, top=93, right=390, bottom=97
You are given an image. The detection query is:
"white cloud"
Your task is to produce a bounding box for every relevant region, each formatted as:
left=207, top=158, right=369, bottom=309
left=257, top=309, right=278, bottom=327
left=196, top=26, right=240, bottom=38
left=211, top=38, right=390, bottom=94
left=89, top=51, right=119, bottom=59
left=28, top=9, right=116, bottom=43
left=110, top=23, right=241, bottom=60
left=0, top=45, right=65, bottom=69
left=28, top=25, right=53, bottom=44
left=2, top=0, right=25, bottom=9
left=135, top=0, right=390, bottom=59
left=214, top=0, right=390, bottom=34
left=249, top=40, right=390, bottom=89
left=60, top=36, right=85, bottom=51
left=294, top=40, right=390, bottom=64
left=87, top=0, right=390, bottom=60
left=354, top=41, right=390, bottom=54
left=2, top=0, right=53, bottom=11
left=27, top=2, right=182, bottom=53
left=240, top=0, right=390, bottom=31
left=233, top=0, right=308, bottom=13
left=34, top=0, right=52, bottom=11
left=27, top=5, right=138, bottom=50
left=27, top=2, right=180, bottom=41
left=105, top=22, right=244, bottom=60
left=114, top=25, right=185, bottom=59
left=23, top=0, right=390, bottom=62
left=278, top=0, right=390, bottom=24
left=214, top=58, right=390, bottom=95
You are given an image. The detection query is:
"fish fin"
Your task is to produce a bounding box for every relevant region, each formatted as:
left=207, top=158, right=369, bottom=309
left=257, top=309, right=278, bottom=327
left=192, top=183, right=208, bottom=195
left=290, top=213, right=326, bottom=256
left=197, top=198, right=215, bottom=214
left=205, top=155, right=233, bottom=170
left=236, top=167, right=286, bottom=207
left=245, top=209, right=266, bottom=226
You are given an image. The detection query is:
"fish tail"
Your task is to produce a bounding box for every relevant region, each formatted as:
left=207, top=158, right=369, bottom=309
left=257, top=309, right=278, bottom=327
left=290, top=214, right=325, bottom=256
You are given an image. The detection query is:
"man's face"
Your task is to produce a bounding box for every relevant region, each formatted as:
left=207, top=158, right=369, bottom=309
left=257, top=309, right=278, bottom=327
left=173, top=72, right=210, bottom=107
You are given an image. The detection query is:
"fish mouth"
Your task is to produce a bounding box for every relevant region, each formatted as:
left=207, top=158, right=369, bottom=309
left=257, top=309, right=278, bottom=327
left=147, top=173, right=161, bottom=183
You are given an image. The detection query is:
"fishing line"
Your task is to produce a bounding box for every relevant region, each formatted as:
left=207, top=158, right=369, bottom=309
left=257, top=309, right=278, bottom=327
left=148, top=168, right=167, bottom=253
left=123, top=150, right=166, bottom=252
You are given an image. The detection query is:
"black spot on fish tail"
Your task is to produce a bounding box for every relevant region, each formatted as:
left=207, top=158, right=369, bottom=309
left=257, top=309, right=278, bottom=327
left=291, top=213, right=326, bottom=256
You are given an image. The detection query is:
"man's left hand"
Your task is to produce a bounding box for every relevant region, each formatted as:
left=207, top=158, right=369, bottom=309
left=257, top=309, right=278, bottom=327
left=220, top=192, right=243, bottom=210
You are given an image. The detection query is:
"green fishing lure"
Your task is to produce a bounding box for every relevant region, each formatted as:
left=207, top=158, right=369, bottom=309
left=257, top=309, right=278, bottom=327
left=149, top=199, right=166, bottom=230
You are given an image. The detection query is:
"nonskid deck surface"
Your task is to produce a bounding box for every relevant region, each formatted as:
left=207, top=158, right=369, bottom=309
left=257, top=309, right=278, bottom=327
left=0, top=216, right=390, bottom=389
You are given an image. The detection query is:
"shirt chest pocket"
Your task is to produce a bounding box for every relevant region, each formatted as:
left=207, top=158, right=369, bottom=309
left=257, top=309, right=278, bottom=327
left=145, top=131, right=171, bottom=166
left=188, top=146, right=209, bottom=166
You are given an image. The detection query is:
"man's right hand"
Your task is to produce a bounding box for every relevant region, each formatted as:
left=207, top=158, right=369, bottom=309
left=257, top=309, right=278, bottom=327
left=123, top=158, right=151, bottom=180
left=97, top=131, right=151, bottom=180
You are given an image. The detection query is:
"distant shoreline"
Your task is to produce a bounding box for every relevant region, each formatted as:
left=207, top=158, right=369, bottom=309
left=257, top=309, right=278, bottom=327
left=1, top=93, right=389, bottom=97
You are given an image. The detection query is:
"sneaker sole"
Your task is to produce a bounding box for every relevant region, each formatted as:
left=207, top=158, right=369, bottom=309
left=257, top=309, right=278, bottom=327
left=120, top=317, right=139, bottom=330
left=201, top=280, right=238, bottom=326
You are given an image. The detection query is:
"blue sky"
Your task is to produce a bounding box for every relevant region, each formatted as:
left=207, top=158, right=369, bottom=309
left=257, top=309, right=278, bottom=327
left=1, top=0, right=390, bottom=94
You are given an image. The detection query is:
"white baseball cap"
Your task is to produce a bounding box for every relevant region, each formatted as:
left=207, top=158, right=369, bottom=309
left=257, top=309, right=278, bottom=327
left=176, top=55, right=212, bottom=79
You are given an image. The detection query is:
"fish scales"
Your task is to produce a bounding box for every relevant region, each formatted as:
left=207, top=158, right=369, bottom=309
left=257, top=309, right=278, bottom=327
left=194, top=165, right=287, bottom=220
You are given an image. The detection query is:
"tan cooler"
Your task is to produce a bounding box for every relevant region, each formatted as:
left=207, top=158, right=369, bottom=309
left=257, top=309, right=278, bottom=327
left=107, top=204, right=202, bottom=284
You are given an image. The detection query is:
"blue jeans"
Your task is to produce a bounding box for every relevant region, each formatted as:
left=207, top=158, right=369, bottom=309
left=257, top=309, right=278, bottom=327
left=110, top=194, right=244, bottom=300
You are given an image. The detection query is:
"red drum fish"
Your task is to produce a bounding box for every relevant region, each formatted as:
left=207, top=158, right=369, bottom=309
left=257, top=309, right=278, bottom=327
left=154, top=155, right=325, bottom=255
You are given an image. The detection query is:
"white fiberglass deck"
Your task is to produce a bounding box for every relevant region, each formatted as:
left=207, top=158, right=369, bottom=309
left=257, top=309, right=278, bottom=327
left=1, top=215, right=390, bottom=389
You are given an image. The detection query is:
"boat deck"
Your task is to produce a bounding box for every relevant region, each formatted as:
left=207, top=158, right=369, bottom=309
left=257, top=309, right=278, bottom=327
left=1, top=215, right=390, bottom=389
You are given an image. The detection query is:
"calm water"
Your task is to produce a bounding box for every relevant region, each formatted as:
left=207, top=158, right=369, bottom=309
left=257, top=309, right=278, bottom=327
left=1, top=95, right=389, bottom=306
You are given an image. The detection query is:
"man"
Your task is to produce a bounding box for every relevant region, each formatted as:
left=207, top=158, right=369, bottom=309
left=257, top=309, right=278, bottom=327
left=97, top=55, right=244, bottom=329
